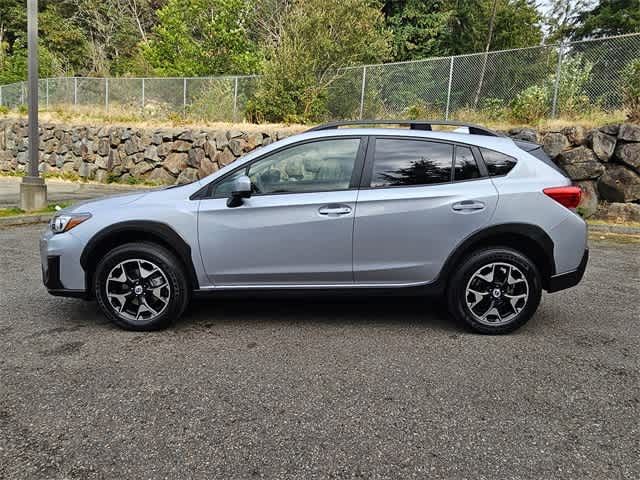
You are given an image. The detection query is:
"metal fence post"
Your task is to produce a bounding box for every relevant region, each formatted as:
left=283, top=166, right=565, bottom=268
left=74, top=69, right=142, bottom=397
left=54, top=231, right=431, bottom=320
left=183, top=78, right=187, bottom=111
left=359, top=66, right=367, bottom=119
left=232, top=76, right=239, bottom=123
left=45, top=78, right=49, bottom=109
left=21, top=82, right=25, bottom=105
left=73, top=77, right=78, bottom=106
left=141, top=78, right=145, bottom=112
left=551, top=43, right=565, bottom=118
left=445, top=56, right=454, bottom=120
left=105, top=78, right=109, bottom=112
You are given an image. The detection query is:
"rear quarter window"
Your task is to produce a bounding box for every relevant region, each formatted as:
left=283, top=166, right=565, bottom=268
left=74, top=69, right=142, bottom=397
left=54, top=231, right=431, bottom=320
left=480, top=148, right=517, bottom=176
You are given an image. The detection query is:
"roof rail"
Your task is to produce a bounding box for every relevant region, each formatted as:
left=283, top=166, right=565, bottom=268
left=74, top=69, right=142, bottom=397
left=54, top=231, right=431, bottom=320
left=306, top=119, right=502, bottom=137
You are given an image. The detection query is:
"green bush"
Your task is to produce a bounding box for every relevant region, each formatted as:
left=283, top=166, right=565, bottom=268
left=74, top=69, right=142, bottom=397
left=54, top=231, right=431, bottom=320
left=622, top=59, right=640, bottom=122
left=510, top=85, right=549, bottom=123
left=247, top=0, right=391, bottom=124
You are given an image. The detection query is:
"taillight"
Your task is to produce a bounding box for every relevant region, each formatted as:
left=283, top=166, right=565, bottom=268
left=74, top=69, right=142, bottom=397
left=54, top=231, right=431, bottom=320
left=543, top=186, right=582, bottom=209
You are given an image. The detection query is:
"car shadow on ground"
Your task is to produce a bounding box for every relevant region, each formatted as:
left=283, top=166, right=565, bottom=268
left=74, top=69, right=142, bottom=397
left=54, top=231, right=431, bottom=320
left=180, top=294, right=459, bottom=332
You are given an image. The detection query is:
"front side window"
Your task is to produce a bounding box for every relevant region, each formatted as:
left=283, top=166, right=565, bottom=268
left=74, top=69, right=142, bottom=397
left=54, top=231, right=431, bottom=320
left=454, top=146, right=481, bottom=181
left=480, top=148, right=517, bottom=176
left=213, top=138, right=360, bottom=197
left=371, top=139, right=453, bottom=188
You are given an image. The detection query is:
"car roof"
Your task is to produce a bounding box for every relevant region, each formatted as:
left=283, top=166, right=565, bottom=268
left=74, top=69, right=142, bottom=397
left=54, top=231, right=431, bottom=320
left=294, top=127, right=519, bottom=153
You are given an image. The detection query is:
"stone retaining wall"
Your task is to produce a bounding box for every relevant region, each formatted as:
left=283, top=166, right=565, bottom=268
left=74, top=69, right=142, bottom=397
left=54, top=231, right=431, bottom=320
left=506, top=124, right=640, bottom=217
left=0, top=119, right=639, bottom=218
left=0, top=120, right=295, bottom=186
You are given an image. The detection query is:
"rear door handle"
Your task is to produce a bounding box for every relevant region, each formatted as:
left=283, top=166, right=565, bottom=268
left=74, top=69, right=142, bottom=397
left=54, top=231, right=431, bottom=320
left=452, top=200, right=486, bottom=212
left=318, top=204, right=352, bottom=216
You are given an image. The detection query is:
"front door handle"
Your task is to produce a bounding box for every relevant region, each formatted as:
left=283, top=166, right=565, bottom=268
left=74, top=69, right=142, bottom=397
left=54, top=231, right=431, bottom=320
left=452, top=200, right=486, bottom=212
left=318, top=204, right=352, bottom=216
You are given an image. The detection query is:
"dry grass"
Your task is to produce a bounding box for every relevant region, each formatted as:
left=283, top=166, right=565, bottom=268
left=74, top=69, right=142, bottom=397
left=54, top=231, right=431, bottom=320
left=0, top=107, right=307, bottom=135
left=0, top=105, right=633, bottom=133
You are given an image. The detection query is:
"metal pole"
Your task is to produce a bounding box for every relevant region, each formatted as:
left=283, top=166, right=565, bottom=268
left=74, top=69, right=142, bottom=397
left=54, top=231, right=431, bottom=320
left=21, top=82, right=25, bottom=105
left=359, top=66, right=367, bottom=119
left=20, top=0, right=46, bottom=211
left=551, top=43, right=564, bottom=118
left=27, top=0, right=39, bottom=178
left=445, top=56, right=454, bottom=120
left=141, top=78, right=145, bottom=112
left=232, top=77, right=238, bottom=122
left=45, top=78, right=49, bottom=109
left=183, top=78, right=187, bottom=110
left=105, top=78, right=109, bottom=112
left=73, top=77, right=78, bottom=106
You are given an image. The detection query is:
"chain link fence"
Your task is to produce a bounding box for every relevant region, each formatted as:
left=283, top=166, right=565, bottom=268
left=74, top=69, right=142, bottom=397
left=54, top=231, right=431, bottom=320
left=1, top=33, right=638, bottom=122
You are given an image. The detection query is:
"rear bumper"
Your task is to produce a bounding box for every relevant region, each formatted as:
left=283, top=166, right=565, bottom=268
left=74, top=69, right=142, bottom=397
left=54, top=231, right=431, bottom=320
left=547, top=248, right=589, bottom=293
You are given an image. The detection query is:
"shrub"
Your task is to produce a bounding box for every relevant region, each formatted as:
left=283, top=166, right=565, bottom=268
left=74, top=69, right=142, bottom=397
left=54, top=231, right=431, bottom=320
left=622, top=59, right=640, bottom=122
left=554, top=55, right=592, bottom=117
left=510, top=85, right=549, bottom=123
left=247, top=0, right=391, bottom=124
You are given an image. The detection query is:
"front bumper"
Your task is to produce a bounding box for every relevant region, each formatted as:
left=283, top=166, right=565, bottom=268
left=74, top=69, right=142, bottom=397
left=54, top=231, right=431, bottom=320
left=40, top=228, right=88, bottom=298
left=547, top=248, right=589, bottom=293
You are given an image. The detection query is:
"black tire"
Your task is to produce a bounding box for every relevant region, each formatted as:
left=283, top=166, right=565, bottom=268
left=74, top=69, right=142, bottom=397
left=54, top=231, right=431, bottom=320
left=447, top=247, right=542, bottom=334
left=94, top=242, right=190, bottom=331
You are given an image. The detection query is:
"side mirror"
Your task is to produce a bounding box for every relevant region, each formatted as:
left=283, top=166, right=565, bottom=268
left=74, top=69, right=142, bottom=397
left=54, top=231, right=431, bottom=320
left=226, top=175, right=252, bottom=208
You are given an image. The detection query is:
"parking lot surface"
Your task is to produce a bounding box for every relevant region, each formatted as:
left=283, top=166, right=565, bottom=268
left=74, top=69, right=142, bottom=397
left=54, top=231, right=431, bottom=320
left=0, top=224, right=638, bottom=479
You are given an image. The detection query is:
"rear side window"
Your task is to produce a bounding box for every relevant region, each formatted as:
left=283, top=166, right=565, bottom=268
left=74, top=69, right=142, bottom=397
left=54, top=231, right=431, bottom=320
left=454, top=146, right=481, bottom=181
left=371, top=139, right=453, bottom=187
left=480, top=148, right=517, bottom=176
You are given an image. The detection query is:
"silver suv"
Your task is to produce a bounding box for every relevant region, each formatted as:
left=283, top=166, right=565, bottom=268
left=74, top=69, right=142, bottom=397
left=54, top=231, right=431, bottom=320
left=40, top=120, right=588, bottom=334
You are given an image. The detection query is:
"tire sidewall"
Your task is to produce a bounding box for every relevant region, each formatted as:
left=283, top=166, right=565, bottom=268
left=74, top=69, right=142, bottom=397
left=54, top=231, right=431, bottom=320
left=448, top=248, right=542, bottom=334
left=94, top=243, right=189, bottom=331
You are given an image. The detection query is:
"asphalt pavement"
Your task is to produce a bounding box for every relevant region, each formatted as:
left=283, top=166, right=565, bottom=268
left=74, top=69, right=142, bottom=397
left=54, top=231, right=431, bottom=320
left=0, top=224, right=638, bottom=479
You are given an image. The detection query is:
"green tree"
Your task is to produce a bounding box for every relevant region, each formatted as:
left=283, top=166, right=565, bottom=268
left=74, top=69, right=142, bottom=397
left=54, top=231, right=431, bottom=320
left=571, top=0, right=640, bottom=39
left=247, top=0, right=391, bottom=123
left=383, top=0, right=454, bottom=61
left=142, top=0, right=261, bottom=76
left=544, top=0, right=592, bottom=43
left=445, top=0, right=542, bottom=54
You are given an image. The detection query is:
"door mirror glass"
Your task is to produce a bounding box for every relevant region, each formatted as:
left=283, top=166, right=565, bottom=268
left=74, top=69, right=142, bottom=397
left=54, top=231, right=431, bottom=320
left=227, top=175, right=252, bottom=208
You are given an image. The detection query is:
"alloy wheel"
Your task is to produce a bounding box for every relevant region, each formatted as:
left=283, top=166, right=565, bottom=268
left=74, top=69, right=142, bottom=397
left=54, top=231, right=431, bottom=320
left=464, top=262, right=529, bottom=326
left=105, top=259, right=171, bottom=323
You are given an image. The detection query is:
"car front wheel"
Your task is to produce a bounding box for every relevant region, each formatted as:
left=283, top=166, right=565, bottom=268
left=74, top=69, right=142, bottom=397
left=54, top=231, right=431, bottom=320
left=94, top=242, right=190, bottom=330
left=447, top=248, right=542, bottom=334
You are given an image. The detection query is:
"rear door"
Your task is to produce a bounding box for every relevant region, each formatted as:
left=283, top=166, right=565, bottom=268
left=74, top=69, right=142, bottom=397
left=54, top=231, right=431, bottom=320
left=353, top=136, right=499, bottom=285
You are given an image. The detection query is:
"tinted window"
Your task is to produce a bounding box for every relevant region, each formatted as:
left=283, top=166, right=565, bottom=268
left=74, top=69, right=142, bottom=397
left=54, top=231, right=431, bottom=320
left=454, top=146, right=481, bottom=181
left=480, top=148, right=517, bottom=176
left=371, top=139, right=453, bottom=187
left=213, top=138, right=360, bottom=197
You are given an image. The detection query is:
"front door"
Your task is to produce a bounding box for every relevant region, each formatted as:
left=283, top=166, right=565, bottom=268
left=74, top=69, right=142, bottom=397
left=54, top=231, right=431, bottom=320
left=354, top=137, right=499, bottom=285
left=197, top=137, right=366, bottom=287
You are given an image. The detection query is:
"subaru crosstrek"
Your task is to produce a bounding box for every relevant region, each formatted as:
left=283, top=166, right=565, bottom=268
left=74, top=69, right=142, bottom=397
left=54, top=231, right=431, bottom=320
left=41, top=120, right=588, bottom=334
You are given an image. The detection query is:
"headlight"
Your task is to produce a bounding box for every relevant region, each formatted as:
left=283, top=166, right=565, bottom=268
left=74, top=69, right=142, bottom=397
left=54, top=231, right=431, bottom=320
left=50, top=213, right=92, bottom=234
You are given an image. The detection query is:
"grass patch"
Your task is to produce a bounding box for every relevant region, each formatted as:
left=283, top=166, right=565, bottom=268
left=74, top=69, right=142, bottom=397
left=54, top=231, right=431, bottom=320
left=0, top=201, right=72, bottom=218
left=589, top=231, right=640, bottom=244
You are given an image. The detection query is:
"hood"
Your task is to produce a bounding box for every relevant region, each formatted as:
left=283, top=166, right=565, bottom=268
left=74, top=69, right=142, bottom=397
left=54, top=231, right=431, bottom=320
left=61, top=190, right=151, bottom=214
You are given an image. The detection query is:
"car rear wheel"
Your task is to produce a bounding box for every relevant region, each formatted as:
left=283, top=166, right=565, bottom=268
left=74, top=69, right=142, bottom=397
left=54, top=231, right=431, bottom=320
left=94, top=242, right=190, bottom=331
left=447, top=248, right=542, bottom=334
